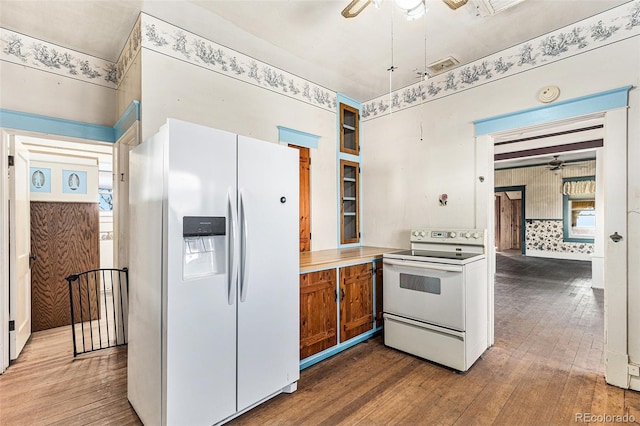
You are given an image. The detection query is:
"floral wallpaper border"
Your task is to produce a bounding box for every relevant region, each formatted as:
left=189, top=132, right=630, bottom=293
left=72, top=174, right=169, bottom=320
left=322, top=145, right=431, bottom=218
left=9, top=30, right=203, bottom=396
left=526, top=220, right=594, bottom=254
left=140, top=14, right=337, bottom=112
left=115, top=15, right=141, bottom=88
left=362, top=0, right=640, bottom=121
left=0, top=28, right=117, bottom=89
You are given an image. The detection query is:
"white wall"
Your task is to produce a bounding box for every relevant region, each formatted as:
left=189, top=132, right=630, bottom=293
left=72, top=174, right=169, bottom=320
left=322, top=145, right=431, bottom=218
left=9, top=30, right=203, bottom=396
left=362, top=36, right=640, bottom=386
left=140, top=49, right=338, bottom=250
left=0, top=61, right=116, bottom=126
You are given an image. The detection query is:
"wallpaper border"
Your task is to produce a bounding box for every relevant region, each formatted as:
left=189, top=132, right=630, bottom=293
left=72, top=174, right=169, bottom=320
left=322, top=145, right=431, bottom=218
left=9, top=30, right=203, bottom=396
left=362, top=0, right=640, bottom=121
left=0, top=27, right=117, bottom=89
left=140, top=14, right=337, bottom=113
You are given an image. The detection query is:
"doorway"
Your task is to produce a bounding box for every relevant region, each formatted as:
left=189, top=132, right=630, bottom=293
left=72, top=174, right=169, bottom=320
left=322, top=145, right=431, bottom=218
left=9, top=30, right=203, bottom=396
left=4, top=133, right=114, bottom=365
left=494, top=186, right=525, bottom=255
left=476, top=96, right=630, bottom=386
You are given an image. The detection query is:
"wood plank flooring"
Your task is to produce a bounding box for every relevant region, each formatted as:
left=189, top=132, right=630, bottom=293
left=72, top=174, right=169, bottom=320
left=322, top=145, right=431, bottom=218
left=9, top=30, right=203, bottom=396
left=1, top=254, right=639, bottom=425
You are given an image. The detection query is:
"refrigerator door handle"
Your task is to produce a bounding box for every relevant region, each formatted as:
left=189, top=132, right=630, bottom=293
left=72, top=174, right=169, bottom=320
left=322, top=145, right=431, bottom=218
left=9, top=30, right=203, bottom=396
left=239, top=190, right=249, bottom=303
left=228, top=190, right=239, bottom=305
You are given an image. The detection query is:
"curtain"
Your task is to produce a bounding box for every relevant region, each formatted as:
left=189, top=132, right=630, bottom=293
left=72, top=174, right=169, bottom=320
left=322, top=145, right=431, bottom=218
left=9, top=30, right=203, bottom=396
left=562, top=180, right=595, bottom=195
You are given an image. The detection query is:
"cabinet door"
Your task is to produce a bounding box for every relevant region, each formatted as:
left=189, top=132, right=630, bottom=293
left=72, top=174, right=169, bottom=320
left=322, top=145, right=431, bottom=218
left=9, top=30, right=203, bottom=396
left=339, top=103, right=359, bottom=156
left=340, top=263, right=373, bottom=342
left=300, top=269, right=337, bottom=359
left=340, top=160, right=360, bottom=245
left=375, top=261, right=383, bottom=328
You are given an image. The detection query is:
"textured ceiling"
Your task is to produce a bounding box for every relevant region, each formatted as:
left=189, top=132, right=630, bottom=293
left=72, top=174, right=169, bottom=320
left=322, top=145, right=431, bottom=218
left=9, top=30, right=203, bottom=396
left=0, top=0, right=631, bottom=100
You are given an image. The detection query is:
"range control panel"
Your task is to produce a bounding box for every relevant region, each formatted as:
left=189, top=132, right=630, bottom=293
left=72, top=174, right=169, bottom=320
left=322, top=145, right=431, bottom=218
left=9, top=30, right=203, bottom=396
left=410, top=228, right=485, bottom=244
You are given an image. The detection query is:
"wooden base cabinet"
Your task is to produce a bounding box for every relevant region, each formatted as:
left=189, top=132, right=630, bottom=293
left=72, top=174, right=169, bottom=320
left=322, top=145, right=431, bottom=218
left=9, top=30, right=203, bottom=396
left=300, top=269, right=337, bottom=360
left=300, top=261, right=383, bottom=362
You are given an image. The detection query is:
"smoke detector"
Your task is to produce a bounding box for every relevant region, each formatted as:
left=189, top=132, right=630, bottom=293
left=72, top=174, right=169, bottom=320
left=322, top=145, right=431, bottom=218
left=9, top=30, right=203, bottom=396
left=426, top=56, right=460, bottom=76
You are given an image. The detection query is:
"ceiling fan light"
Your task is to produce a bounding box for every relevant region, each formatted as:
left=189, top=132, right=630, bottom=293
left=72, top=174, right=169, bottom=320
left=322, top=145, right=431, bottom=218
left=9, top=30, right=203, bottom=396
left=405, top=3, right=426, bottom=20
left=394, top=0, right=423, bottom=10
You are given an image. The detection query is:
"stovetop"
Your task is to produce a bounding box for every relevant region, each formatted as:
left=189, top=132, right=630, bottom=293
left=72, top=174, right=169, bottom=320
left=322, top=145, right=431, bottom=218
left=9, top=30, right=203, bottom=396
left=389, top=249, right=484, bottom=261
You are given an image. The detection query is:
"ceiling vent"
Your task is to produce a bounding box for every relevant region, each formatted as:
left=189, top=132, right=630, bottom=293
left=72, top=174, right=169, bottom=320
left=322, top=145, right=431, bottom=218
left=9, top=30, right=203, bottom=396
left=470, top=0, right=525, bottom=17
left=426, top=56, right=460, bottom=76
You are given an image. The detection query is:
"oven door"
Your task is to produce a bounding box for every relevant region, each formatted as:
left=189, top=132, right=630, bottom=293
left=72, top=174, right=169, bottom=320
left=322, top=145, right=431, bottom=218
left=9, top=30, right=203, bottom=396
left=383, top=258, right=464, bottom=331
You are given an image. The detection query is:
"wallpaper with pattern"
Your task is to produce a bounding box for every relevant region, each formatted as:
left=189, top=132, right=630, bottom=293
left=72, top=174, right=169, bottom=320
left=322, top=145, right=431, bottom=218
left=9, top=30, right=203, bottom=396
left=526, top=220, right=594, bottom=254
left=0, top=28, right=117, bottom=88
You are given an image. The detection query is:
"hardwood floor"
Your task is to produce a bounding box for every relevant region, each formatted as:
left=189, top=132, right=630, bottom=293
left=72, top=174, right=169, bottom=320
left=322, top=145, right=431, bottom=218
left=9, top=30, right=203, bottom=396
left=0, top=327, right=139, bottom=425
left=1, top=254, right=639, bottom=425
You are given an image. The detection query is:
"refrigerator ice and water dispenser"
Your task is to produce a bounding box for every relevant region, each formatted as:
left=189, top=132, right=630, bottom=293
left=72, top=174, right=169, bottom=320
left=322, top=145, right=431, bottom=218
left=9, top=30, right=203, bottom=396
left=182, top=216, right=226, bottom=279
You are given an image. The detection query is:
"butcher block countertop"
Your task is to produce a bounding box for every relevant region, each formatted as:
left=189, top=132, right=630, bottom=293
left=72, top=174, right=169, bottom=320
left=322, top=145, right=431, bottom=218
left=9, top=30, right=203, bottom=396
left=300, top=246, right=402, bottom=273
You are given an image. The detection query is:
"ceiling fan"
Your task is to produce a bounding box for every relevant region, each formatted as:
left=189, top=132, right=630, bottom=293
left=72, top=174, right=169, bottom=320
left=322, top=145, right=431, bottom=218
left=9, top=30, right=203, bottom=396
left=546, top=155, right=590, bottom=171
left=341, top=0, right=436, bottom=20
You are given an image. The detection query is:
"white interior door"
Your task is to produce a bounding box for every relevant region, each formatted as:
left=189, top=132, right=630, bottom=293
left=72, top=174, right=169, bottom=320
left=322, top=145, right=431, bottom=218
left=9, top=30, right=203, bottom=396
left=9, top=137, right=31, bottom=360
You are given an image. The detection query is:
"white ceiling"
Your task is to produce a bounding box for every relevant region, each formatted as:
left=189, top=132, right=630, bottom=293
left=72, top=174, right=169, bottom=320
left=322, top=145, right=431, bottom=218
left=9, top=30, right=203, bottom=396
left=0, top=0, right=630, bottom=101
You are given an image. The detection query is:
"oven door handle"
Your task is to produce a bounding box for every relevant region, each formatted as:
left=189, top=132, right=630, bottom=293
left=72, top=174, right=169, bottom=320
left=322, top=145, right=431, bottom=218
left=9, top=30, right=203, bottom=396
left=383, top=258, right=463, bottom=273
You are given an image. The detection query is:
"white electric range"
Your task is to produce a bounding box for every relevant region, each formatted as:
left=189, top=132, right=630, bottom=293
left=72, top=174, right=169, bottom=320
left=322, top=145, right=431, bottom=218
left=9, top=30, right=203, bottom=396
left=382, top=228, right=488, bottom=372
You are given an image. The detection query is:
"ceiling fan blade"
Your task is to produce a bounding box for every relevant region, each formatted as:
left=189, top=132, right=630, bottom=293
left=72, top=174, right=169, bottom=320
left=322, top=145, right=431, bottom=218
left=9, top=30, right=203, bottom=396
left=342, top=0, right=372, bottom=18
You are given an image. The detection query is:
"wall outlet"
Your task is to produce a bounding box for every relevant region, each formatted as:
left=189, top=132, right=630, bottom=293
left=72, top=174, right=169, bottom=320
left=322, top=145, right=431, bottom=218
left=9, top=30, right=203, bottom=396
left=629, top=364, right=640, bottom=376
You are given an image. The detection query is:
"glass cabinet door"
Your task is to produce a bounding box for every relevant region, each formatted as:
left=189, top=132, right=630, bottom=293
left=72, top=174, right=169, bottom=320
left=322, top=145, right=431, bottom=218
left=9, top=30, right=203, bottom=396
left=340, top=103, right=359, bottom=156
left=340, top=160, right=359, bottom=244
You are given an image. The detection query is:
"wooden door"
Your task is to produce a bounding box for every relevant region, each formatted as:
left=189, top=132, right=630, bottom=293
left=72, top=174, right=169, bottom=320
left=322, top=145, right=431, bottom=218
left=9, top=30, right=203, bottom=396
left=339, top=263, right=373, bottom=342
left=289, top=145, right=310, bottom=252
left=498, top=194, right=513, bottom=251
left=31, top=202, right=100, bottom=331
left=375, top=261, right=383, bottom=328
left=300, top=269, right=337, bottom=359
left=512, top=199, right=522, bottom=250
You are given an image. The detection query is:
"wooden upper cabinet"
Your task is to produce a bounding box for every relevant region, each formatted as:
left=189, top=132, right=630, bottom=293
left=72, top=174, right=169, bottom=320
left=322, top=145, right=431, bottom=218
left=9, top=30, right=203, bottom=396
left=340, top=160, right=360, bottom=245
left=339, top=263, right=373, bottom=342
left=339, top=103, right=359, bottom=156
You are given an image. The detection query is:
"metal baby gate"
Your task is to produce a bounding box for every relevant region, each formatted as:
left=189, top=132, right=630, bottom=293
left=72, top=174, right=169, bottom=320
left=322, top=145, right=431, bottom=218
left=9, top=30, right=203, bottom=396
left=65, top=268, right=129, bottom=357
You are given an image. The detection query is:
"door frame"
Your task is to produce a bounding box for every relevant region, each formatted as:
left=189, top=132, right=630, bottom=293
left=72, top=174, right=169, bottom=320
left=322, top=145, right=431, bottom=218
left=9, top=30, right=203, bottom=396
left=494, top=186, right=526, bottom=255
left=1, top=129, right=11, bottom=372
left=474, top=86, right=631, bottom=388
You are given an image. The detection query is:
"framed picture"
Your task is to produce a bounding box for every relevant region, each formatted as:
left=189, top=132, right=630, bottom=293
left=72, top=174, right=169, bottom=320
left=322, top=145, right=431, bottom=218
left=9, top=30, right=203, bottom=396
left=62, top=170, right=88, bottom=194
left=30, top=167, right=51, bottom=193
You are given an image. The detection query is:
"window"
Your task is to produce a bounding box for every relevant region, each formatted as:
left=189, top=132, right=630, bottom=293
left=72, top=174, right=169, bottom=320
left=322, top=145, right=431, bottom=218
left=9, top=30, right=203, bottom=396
left=99, top=188, right=113, bottom=211
left=563, top=177, right=595, bottom=242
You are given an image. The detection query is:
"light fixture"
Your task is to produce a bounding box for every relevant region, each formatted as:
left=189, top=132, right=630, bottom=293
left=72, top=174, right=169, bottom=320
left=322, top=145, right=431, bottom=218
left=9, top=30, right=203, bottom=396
left=394, top=0, right=426, bottom=20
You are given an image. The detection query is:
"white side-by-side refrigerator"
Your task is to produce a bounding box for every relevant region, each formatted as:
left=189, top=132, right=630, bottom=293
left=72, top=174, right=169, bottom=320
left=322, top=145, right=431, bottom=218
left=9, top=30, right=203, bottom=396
left=127, top=119, right=299, bottom=425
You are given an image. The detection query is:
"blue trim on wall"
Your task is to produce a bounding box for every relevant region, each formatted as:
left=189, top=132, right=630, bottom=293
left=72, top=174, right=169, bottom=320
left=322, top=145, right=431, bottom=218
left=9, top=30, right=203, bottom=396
left=0, top=109, right=115, bottom=142
left=495, top=186, right=527, bottom=255
left=474, top=86, right=632, bottom=136
left=114, top=101, right=141, bottom=140
left=277, top=126, right=320, bottom=149
left=562, top=176, right=596, bottom=243
left=1, top=103, right=142, bottom=143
